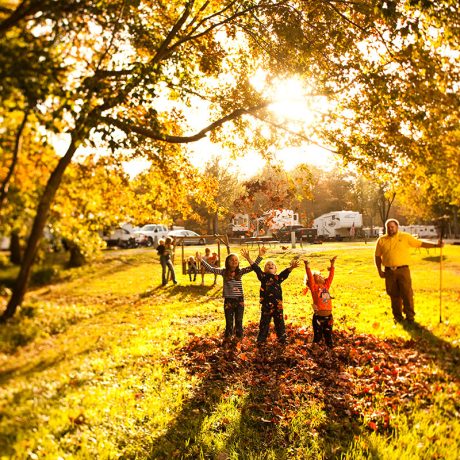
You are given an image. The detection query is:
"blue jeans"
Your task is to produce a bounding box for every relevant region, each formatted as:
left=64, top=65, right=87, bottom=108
left=160, top=256, right=176, bottom=284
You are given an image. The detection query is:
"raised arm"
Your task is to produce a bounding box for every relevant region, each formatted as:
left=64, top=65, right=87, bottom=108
left=304, top=259, right=313, bottom=284
left=290, top=259, right=300, bottom=270
left=240, top=248, right=253, bottom=264
left=323, top=256, right=336, bottom=288
left=198, top=252, right=224, bottom=275
left=329, top=256, right=337, bottom=268
left=420, top=240, right=444, bottom=249
left=240, top=248, right=264, bottom=275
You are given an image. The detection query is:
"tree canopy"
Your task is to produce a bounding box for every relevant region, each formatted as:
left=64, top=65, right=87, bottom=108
left=0, top=0, right=459, bottom=319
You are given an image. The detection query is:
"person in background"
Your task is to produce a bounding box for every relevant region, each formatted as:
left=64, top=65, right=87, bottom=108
left=200, top=247, right=218, bottom=286
left=197, top=247, right=266, bottom=342
left=374, top=218, right=443, bottom=324
left=187, top=255, right=198, bottom=282
left=304, top=256, right=337, bottom=348
left=157, top=237, right=177, bottom=286
left=156, top=239, right=167, bottom=285
left=207, top=251, right=219, bottom=285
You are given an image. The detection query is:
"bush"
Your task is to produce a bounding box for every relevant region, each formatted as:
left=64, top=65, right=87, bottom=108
left=31, top=267, right=59, bottom=286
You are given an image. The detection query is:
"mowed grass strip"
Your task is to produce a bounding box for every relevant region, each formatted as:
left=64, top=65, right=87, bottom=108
left=0, top=242, right=458, bottom=459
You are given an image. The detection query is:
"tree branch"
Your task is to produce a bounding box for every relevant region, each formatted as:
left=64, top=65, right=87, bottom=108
left=0, top=109, right=29, bottom=213
left=253, top=114, right=338, bottom=154
left=100, top=103, right=269, bottom=143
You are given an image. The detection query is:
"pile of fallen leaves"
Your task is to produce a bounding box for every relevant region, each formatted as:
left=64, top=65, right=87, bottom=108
left=176, top=323, right=457, bottom=432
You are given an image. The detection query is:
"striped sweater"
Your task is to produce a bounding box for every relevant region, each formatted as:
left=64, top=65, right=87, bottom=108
left=200, top=256, right=262, bottom=298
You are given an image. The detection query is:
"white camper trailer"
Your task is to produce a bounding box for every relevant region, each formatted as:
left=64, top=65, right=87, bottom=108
left=229, top=209, right=300, bottom=237
left=261, top=209, right=300, bottom=231
left=399, top=225, right=437, bottom=238
left=313, top=211, right=363, bottom=239
left=229, top=213, right=251, bottom=236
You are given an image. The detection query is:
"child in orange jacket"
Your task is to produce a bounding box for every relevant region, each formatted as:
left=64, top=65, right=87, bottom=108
left=304, top=256, right=337, bottom=347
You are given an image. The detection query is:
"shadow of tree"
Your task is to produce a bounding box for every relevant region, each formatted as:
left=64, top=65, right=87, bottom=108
left=224, top=340, right=361, bottom=458
left=148, top=325, right=361, bottom=459
left=161, top=283, right=223, bottom=301
left=422, top=255, right=447, bottom=263
left=147, top=318, right=460, bottom=459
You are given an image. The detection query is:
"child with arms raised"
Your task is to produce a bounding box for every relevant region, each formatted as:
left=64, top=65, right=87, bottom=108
left=252, top=257, right=300, bottom=344
left=304, top=256, right=337, bottom=348
left=197, top=247, right=266, bottom=341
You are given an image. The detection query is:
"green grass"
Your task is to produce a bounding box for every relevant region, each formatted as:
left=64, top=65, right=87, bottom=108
left=0, top=242, right=459, bottom=459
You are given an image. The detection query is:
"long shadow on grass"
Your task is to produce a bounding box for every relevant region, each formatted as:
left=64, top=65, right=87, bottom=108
left=148, top=324, right=360, bottom=459
left=222, top=338, right=360, bottom=458
left=0, top=340, right=100, bottom=386
left=402, top=321, right=459, bottom=379
left=421, top=255, right=447, bottom=263
left=153, top=283, right=223, bottom=301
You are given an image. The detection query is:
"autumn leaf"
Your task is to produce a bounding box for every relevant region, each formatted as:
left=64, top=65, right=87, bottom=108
left=368, top=421, right=378, bottom=431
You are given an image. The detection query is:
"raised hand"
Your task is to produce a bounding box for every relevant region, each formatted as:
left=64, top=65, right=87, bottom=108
left=290, top=259, right=301, bottom=269
left=259, top=245, right=267, bottom=256
left=240, top=248, right=250, bottom=260
left=330, top=256, right=337, bottom=266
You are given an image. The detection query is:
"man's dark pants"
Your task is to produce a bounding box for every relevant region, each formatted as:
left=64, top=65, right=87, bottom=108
left=384, top=266, right=415, bottom=321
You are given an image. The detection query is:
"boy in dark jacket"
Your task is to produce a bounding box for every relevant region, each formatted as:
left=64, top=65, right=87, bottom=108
left=252, top=257, right=300, bottom=344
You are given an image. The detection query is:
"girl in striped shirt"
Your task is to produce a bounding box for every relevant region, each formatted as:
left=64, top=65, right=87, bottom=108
left=198, top=246, right=266, bottom=341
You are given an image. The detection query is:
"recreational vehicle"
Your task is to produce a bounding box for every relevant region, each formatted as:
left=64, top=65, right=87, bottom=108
left=229, top=209, right=300, bottom=237
left=399, top=225, right=438, bottom=238
left=313, top=211, right=363, bottom=239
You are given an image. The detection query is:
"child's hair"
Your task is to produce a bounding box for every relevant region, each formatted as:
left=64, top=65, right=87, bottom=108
left=158, top=239, right=165, bottom=245
left=165, top=237, right=173, bottom=245
left=264, top=259, right=277, bottom=271
left=188, top=255, right=195, bottom=262
left=303, top=270, right=320, bottom=294
left=205, top=247, right=211, bottom=255
left=223, top=253, right=241, bottom=280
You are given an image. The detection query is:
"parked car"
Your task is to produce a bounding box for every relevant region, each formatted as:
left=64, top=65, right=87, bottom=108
left=133, top=224, right=169, bottom=247
left=167, top=229, right=206, bottom=245
left=103, top=227, right=137, bottom=248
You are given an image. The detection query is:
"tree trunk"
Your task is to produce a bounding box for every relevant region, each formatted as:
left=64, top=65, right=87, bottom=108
left=378, top=188, right=396, bottom=230
left=452, top=207, right=459, bottom=238
left=213, top=212, right=218, bottom=234
left=0, top=109, right=29, bottom=213
left=9, top=230, right=22, bottom=265
left=0, top=140, right=78, bottom=323
left=67, top=243, right=86, bottom=268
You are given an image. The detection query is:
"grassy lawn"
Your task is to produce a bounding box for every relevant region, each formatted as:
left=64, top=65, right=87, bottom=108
left=0, top=242, right=459, bottom=459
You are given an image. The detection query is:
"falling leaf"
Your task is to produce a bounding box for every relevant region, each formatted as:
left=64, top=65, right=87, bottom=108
left=368, top=421, right=378, bottom=431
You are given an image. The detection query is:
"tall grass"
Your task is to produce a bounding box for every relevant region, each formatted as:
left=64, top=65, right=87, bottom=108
left=0, top=242, right=458, bottom=459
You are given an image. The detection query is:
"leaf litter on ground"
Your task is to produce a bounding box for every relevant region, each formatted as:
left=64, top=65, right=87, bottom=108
left=176, top=323, right=459, bottom=433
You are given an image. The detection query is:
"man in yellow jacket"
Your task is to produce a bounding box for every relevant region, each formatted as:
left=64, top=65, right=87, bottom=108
left=375, top=218, right=443, bottom=323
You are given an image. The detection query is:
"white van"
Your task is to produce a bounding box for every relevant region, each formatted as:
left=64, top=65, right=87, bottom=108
left=133, top=224, right=169, bottom=247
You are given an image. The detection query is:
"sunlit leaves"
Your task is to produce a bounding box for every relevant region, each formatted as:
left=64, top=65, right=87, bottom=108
left=176, top=322, right=458, bottom=435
